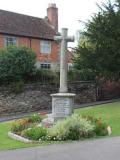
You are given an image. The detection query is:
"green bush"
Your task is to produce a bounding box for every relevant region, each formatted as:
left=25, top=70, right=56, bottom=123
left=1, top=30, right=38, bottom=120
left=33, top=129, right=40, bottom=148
left=0, top=46, right=36, bottom=84
left=83, top=116, right=108, bottom=136
left=68, top=69, right=95, bottom=81
left=22, top=126, right=47, bottom=141
left=11, top=114, right=42, bottom=134
left=94, top=122, right=108, bottom=136
left=47, top=114, right=94, bottom=141
left=67, top=125, right=81, bottom=140
left=23, top=67, right=60, bottom=84
left=11, top=119, right=30, bottom=134
left=28, top=114, right=42, bottom=123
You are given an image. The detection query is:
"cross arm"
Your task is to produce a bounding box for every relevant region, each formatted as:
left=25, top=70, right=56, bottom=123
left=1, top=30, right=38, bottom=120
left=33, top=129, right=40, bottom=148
left=54, top=36, right=62, bottom=42
left=66, top=36, right=75, bottom=42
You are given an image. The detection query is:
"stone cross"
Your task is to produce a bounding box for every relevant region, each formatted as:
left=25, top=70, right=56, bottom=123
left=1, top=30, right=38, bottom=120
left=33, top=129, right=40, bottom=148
left=54, top=28, right=74, bottom=93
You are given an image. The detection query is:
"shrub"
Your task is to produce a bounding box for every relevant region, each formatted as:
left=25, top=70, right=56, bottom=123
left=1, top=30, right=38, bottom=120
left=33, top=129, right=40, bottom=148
left=11, top=119, right=29, bottom=134
left=94, top=119, right=108, bottom=136
left=28, top=114, right=42, bottom=123
left=68, top=69, right=95, bottom=81
left=83, top=116, right=108, bottom=136
left=0, top=46, right=36, bottom=84
left=11, top=114, right=42, bottom=134
left=22, top=126, right=47, bottom=141
left=47, top=114, right=94, bottom=141
left=24, top=68, right=60, bottom=84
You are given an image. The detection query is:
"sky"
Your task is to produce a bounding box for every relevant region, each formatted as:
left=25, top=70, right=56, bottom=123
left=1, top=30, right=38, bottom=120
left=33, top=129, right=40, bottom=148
left=0, top=0, right=106, bottom=46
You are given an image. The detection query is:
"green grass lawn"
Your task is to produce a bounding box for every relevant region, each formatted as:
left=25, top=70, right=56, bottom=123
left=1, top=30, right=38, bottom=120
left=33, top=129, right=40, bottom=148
left=0, top=122, right=51, bottom=150
left=75, top=101, right=120, bottom=136
left=0, top=122, right=60, bottom=151
left=0, top=101, right=120, bottom=150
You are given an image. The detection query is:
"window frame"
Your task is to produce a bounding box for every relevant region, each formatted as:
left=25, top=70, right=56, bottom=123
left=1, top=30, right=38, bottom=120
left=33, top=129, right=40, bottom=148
left=40, top=63, right=51, bottom=69
left=40, top=40, right=51, bottom=54
left=4, top=36, right=18, bottom=47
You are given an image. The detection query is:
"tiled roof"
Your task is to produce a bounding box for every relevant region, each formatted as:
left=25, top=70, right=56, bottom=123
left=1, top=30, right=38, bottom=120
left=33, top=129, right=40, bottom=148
left=0, top=9, right=56, bottom=40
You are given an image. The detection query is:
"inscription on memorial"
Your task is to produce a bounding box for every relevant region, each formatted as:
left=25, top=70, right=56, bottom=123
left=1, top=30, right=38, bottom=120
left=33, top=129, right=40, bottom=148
left=53, top=98, right=73, bottom=117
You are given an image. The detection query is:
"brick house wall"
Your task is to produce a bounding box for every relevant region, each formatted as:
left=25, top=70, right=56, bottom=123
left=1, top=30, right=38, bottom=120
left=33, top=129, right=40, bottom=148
left=0, top=34, right=60, bottom=70
left=0, top=33, right=73, bottom=71
left=0, top=34, right=4, bottom=48
left=19, top=36, right=59, bottom=70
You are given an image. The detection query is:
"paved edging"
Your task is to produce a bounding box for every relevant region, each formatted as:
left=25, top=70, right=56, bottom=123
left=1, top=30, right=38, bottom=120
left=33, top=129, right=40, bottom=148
left=8, top=132, right=32, bottom=143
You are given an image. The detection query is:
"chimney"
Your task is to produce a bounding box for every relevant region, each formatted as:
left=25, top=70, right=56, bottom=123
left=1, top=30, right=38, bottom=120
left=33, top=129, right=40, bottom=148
left=47, top=3, right=58, bottom=32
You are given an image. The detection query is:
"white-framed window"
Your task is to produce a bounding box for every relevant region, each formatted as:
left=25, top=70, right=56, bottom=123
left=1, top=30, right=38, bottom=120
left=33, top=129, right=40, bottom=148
left=40, top=41, right=51, bottom=54
left=40, top=63, right=51, bottom=69
left=68, top=63, right=73, bottom=70
left=4, top=36, right=18, bottom=47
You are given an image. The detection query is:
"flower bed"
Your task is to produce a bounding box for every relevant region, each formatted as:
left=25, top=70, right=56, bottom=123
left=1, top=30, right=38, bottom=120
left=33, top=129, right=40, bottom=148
left=9, top=113, right=110, bottom=142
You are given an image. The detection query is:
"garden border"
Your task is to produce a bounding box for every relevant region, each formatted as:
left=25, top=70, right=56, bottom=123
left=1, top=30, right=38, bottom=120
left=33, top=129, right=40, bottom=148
left=8, top=131, right=32, bottom=143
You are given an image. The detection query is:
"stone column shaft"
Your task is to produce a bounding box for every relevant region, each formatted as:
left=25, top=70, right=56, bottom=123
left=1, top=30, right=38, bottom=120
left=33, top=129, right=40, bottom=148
left=59, top=28, right=68, bottom=93
left=54, top=28, right=74, bottom=93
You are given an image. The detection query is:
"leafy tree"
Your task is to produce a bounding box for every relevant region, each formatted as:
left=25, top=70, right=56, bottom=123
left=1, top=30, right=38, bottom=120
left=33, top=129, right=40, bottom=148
left=0, top=46, right=36, bottom=84
left=74, top=0, right=120, bottom=80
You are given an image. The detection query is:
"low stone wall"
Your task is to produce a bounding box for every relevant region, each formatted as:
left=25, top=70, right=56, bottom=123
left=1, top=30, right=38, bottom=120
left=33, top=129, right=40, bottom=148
left=97, top=81, right=120, bottom=100
left=68, top=81, right=96, bottom=104
left=0, top=82, right=96, bottom=117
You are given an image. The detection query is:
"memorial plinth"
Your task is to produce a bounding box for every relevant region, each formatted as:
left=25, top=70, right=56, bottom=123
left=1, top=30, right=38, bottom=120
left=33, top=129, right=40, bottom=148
left=51, top=93, right=75, bottom=121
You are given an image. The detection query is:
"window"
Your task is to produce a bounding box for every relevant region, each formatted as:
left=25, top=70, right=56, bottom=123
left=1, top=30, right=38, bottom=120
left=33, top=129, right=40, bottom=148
left=68, top=63, right=73, bottom=70
left=5, top=36, right=17, bottom=47
left=40, top=63, right=51, bottom=69
left=40, top=41, right=51, bottom=54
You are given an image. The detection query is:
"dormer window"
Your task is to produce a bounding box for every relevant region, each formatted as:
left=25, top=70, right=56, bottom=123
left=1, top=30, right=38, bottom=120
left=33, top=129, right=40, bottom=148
left=40, top=41, right=51, bottom=54
left=5, top=36, right=17, bottom=47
